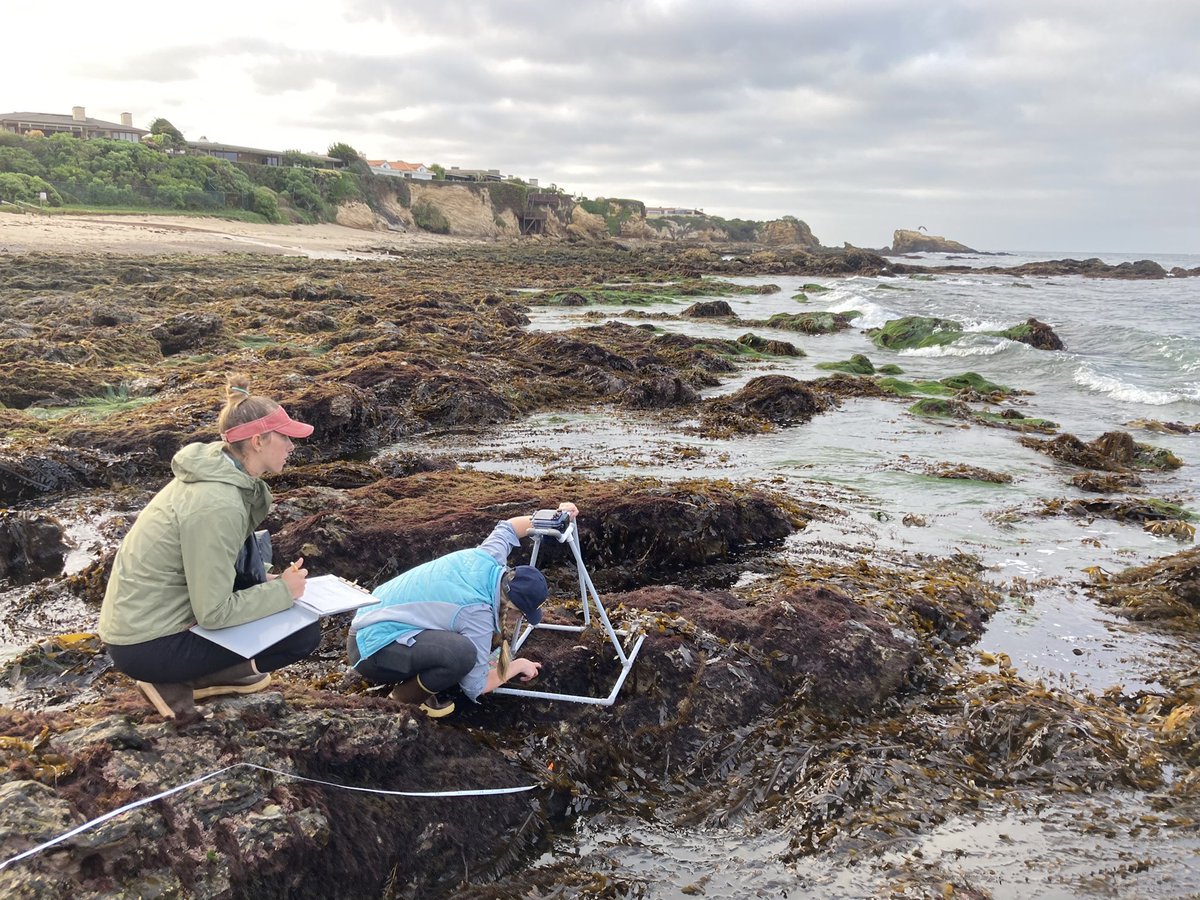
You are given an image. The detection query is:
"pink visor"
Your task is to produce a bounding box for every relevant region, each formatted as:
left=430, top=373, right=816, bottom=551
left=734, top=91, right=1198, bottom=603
left=221, top=406, right=314, bottom=443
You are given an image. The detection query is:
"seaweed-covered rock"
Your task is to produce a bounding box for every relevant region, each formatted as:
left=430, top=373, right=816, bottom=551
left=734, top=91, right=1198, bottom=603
left=765, top=311, right=859, bottom=335
left=619, top=583, right=918, bottom=714
left=869, top=315, right=963, bottom=350
left=816, top=353, right=878, bottom=375
left=938, top=372, right=1013, bottom=395
left=148, top=312, right=227, bottom=356
left=701, top=375, right=829, bottom=435
left=909, top=398, right=1057, bottom=433
left=1088, top=547, right=1200, bottom=621
left=1070, top=471, right=1144, bottom=493
left=870, top=315, right=1064, bottom=352
left=681, top=300, right=735, bottom=318
left=1000, top=317, right=1065, bottom=351
left=1021, top=431, right=1183, bottom=472
left=736, top=333, right=803, bottom=357
left=269, top=471, right=802, bottom=591
left=0, top=570, right=925, bottom=898
left=0, top=444, right=148, bottom=505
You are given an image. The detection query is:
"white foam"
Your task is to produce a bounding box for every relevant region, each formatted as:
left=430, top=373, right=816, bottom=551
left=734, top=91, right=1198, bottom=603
left=900, top=338, right=1013, bottom=358
left=1072, top=365, right=1187, bottom=405
left=962, top=320, right=1013, bottom=333
left=825, top=297, right=894, bottom=329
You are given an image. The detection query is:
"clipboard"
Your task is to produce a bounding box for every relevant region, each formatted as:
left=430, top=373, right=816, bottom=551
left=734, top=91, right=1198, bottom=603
left=190, top=575, right=378, bottom=658
left=293, top=574, right=377, bottom=616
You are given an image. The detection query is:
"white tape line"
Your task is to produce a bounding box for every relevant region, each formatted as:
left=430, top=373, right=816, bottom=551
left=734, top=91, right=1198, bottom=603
left=0, top=762, right=537, bottom=873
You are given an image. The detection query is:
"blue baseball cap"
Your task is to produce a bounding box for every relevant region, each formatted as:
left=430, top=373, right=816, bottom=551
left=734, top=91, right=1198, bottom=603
left=506, top=565, right=548, bottom=625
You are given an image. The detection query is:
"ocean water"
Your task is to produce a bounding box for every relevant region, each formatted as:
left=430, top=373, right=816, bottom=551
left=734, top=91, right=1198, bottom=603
left=393, top=250, right=1200, bottom=897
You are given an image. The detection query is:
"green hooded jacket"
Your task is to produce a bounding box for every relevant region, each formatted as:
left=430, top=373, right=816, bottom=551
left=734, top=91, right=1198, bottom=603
left=99, top=441, right=294, bottom=646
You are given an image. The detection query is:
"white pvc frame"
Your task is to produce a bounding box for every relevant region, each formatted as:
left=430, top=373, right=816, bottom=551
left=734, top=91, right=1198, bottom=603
left=493, top=519, right=645, bottom=706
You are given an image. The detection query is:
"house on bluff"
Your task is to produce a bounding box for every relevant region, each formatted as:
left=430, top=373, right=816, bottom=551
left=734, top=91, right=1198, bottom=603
left=0, top=107, right=147, bottom=142
left=186, top=140, right=341, bottom=169
left=367, top=160, right=433, bottom=180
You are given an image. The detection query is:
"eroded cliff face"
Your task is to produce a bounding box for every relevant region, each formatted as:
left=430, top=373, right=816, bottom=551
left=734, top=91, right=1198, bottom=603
left=409, top=182, right=512, bottom=238
left=341, top=183, right=824, bottom=246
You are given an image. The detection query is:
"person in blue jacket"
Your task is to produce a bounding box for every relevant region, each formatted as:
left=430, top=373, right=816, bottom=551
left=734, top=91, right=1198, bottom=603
left=347, top=502, right=578, bottom=717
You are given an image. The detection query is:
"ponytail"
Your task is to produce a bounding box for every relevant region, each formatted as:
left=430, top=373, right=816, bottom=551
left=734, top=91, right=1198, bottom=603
left=496, top=594, right=514, bottom=682
left=218, top=373, right=279, bottom=451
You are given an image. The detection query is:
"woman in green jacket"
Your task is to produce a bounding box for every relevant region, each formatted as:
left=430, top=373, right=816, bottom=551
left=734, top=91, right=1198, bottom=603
left=100, top=374, right=317, bottom=720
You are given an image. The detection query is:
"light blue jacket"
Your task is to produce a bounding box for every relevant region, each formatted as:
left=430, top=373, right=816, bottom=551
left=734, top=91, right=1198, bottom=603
left=349, top=521, right=520, bottom=699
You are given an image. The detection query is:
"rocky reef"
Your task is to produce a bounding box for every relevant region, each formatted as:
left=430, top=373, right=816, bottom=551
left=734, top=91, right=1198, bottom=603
left=1, top=244, right=1198, bottom=898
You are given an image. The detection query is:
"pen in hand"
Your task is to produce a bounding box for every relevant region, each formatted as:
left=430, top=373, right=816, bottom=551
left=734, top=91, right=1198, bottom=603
left=281, top=556, right=308, bottom=599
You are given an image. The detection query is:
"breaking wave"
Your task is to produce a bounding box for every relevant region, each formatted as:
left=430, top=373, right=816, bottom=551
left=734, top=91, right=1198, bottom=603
left=900, top=337, right=1016, bottom=358
left=1072, top=365, right=1194, bottom=405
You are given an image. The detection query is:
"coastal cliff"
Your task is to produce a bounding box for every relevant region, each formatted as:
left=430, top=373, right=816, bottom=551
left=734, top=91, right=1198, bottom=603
left=344, top=183, right=823, bottom=247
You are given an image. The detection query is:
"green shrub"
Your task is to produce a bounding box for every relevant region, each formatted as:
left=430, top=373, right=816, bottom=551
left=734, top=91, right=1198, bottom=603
left=488, top=182, right=528, bottom=218
left=411, top=199, right=450, bottom=234
left=0, top=173, right=62, bottom=205
left=252, top=186, right=282, bottom=222
left=326, top=171, right=363, bottom=205
left=0, top=147, right=45, bottom=178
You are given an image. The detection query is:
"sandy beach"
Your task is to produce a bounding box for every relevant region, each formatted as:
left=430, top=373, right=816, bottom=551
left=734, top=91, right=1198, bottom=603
left=0, top=211, right=470, bottom=258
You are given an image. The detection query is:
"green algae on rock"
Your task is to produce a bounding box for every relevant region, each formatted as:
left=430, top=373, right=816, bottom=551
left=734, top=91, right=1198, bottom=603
left=734, top=333, right=804, bottom=357
left=868, top=315, right=1066, bottom=352
left=908, top=398, right=1058, bottom=433
left=765, top=310, right=861, bottom=335
left=814, top=353, right=903, bottom=375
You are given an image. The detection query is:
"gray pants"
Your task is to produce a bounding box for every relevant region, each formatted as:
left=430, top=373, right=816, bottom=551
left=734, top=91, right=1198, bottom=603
left=348, top=629, right=476, bottom=694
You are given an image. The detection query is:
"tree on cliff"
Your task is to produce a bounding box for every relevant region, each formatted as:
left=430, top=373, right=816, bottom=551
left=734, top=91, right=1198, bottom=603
left=148, top=118, right=186, bottom=150
left=327, top=142, right=364, bottom=166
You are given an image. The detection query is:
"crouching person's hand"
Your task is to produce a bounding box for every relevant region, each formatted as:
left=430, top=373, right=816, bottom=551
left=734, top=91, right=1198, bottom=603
left=508, top=658, right=542, bottom=683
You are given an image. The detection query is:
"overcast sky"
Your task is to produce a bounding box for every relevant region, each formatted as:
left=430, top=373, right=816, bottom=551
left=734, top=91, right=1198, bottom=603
left=3, top=1, right=1196, bottom=252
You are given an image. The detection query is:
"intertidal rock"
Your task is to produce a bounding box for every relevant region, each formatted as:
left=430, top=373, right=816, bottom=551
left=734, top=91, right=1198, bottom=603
left=869, top=315, right=1065, bottom=352
left=1021, top=431, right=1183, bottom=472
left=0, top=566, right=929, bottom=899
left=0, top=511, right=68, bottom=584
left=268, top=470, right=802, bottom=591
left=0, top=444, right=148, bottom=505
left=736, top=333, right=803, bottom=357
left=148, top=311, right=229, bottom=356
left=681, top=299, right=736, bottom=318
left=1088, top=546, right=1200, bottom=622
left=765, top=310, right=860, bottom=335
left=1004, top=317, right=1065, bottom=351
left=700, top=375, right=829, bottom=435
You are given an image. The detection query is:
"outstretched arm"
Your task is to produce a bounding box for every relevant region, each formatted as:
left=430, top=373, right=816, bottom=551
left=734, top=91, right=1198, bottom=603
left=507, top=501, right=579, bottom=539
left=477, top=502, right=581, bottom=565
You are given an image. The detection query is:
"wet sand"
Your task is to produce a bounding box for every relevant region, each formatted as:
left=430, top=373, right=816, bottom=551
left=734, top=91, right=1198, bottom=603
left=0, top=211, right=474, bottom=258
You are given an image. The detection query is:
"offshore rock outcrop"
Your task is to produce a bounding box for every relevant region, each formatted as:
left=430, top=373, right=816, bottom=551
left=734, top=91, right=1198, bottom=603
left=891, top=229, right=978, bottom=254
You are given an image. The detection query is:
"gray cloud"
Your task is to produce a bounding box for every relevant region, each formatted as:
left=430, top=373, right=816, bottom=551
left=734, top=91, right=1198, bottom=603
left=64, top=1, right=1200, bottom=249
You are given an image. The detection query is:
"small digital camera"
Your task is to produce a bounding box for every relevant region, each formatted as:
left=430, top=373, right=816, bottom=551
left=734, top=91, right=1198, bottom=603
left=532, top=508, right=571, bottom=532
